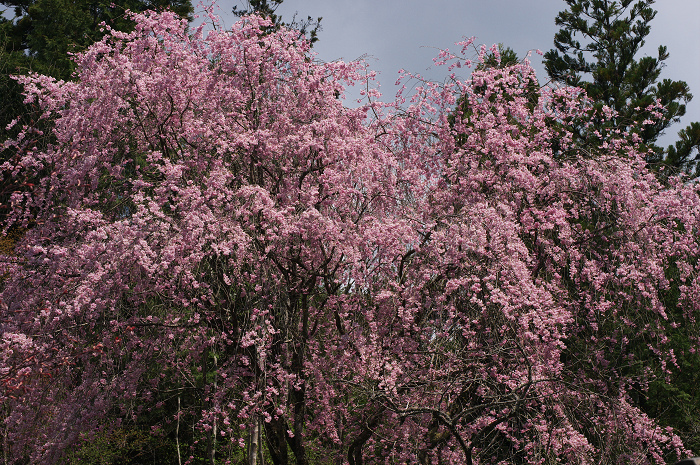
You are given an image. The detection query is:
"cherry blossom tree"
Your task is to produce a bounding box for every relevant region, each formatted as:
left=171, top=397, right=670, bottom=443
left=1, top=10, right=699, bottom=465
left=341, top=47, right=700, bottom=464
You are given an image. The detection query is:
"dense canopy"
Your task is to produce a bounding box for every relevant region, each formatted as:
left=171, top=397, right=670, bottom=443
left=1, top=10, right=699, bottom=464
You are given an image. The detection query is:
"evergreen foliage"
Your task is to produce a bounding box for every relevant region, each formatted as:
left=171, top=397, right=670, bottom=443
left=232, top=0, right=322, bottom=46
left=543, top=0, right=699, bottom=176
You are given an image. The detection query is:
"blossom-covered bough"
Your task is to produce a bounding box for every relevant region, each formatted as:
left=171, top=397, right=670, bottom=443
left=1, top=9, right=699, bottom=465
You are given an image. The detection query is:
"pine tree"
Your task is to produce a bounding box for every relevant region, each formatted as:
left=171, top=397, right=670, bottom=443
left=544, top=0, right=699, bottom=176
left=232, top=0, right=322, bottom=46
left=1, top=0, right=193, bottom=81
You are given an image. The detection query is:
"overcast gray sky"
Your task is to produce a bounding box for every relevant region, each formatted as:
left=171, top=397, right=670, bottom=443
left=209, top=0, right=700, bottom=148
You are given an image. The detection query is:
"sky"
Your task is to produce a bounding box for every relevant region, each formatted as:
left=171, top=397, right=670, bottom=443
left=204, top=0, right=700, bottom=148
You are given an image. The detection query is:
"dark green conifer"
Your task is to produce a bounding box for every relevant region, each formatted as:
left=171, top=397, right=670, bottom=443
left=544, top=0, right=699, bottom=176
left=232, top=0, right=322, bottom=46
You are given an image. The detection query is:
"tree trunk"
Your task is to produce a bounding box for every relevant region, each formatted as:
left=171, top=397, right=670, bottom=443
left=176, top=395, right=182, bottom=465
left=247, top=417, right=260, bottom=465
left=264, top=417, right=289, bottom=465
left=205, top=351, right=217, bottom=465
